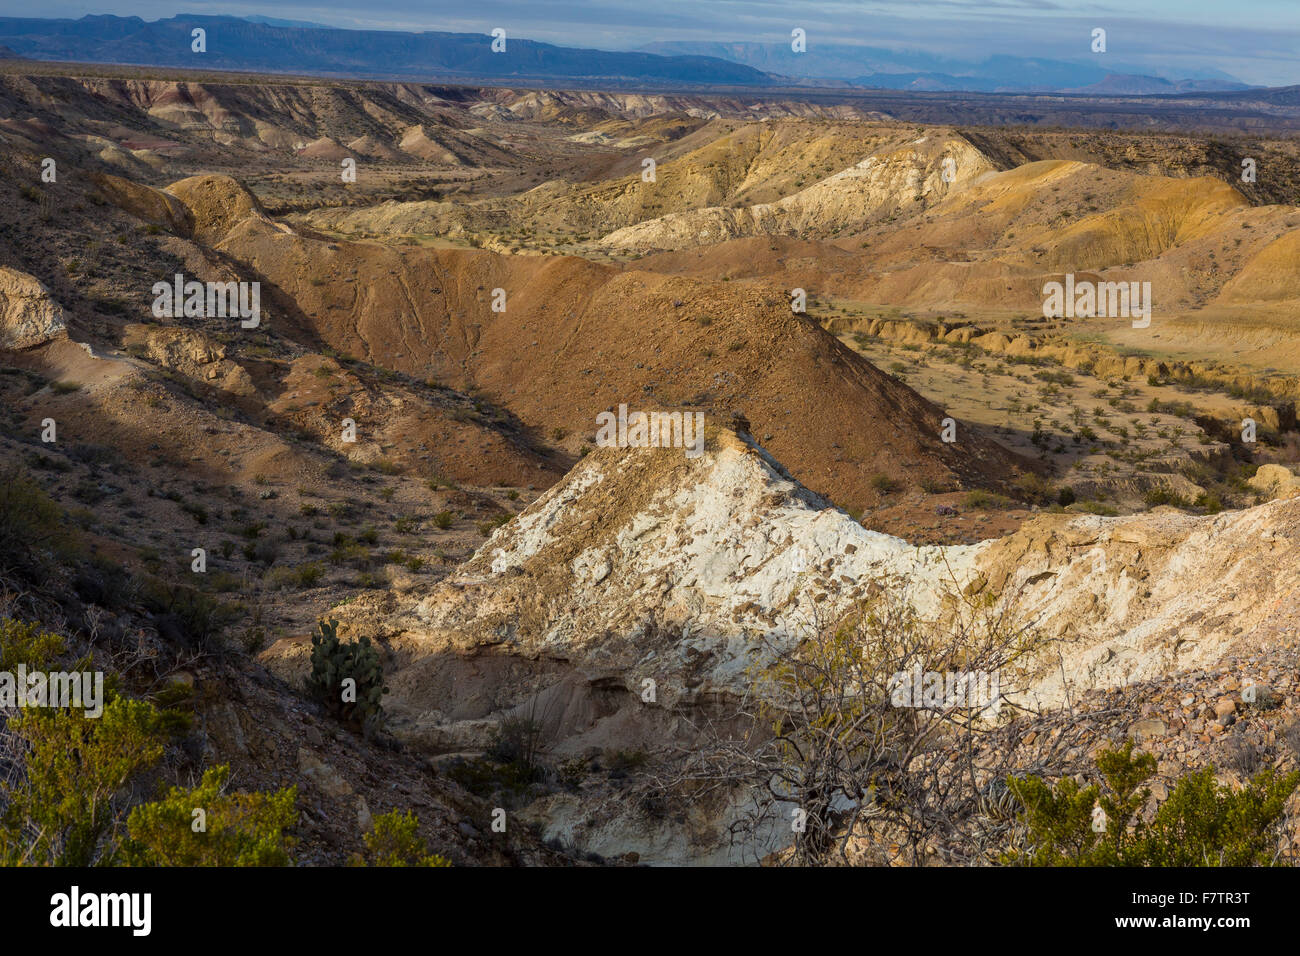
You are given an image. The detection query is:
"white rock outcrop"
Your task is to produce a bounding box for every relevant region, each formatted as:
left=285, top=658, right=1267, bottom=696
left=392, top=427, right=1300, bottom=722
left=0, top=266, right=67, bottom=350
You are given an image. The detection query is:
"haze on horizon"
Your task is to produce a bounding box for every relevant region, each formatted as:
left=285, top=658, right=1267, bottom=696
left=7, top=0, right=1299, bottom=88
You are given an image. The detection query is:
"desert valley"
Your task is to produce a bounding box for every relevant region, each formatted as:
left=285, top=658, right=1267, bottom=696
left=3, top=27, right=1300, bottom=873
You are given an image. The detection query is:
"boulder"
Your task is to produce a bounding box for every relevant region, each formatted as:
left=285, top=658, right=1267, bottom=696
left=1248, top=464, right=1300, bottom=500
left=0, top=266, right=67, bottom=349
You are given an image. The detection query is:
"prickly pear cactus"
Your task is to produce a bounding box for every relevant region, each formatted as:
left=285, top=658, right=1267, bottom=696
left=305, top=618, right=389, bottom=735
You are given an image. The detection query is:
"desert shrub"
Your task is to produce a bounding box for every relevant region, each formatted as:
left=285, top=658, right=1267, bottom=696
left=606, top=749, right=649, bottom=775
left=65, top=442, right=115, bottom=467
left=244, top=537, right=280, bottom=566
left=328, top=541, right=371, bottom=568
left=295, top=562, right=325, bottom=587
left=123, top=765, right=297, bottom=866
left=1194, top=492, right=1224, bottom=514
left=1, top=697, right=170, bottom=866
left=327, top=500, right=355, bottom=521
left=431, top=511, right=455, bottom=529
left=1005, top=741, right=1300, bottom=866
left=869, top=473, right=902, bottom=495
left=478, top=513, right=511, bottom=536
left=24, top=452, right=72, bottom=474
left=963, top=489, right=1015, bottom=510
left=1074, top=499, right=1119, bottom=516
left=1012, top=472, right=1056, bottom=505
left=488, top=716, right=546, bottom=780
left=1033, top=369, right=1074, bottom=386
left=445, top=756, right=538, bottom=798
left=139, top=577, right=240, bottom=651
left=353, top=810, right=450, bottom=867
left=0, top=616, right=65, bottom=671
left=266, top=562, right=324, bottom=590
left=666, top=585, right=1035, bottom=866
left=71, top=479, right=108, bottom=505
left=0, top=464, right=70, bottom=584
left=305, top=618, right=388, bottom=734
left=557, top=756, right=588, bottom=790
left=1143, top=488, right=1188, bottom=508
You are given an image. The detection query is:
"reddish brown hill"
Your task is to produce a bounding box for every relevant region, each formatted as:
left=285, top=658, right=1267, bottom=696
left=174, top=176, right=1029, bottom=509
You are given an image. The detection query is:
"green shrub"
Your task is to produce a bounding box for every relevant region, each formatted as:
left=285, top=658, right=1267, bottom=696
left=1, top=697, right=170, bottom=866
left=0, top=464, right=71, bottom=584
left=431, top=511, right=455, bottom=530
left=328, top=541, right=371, bottom=568
left=266, top=562, right=324, bottom=590
left=963, top=489, right=1015, bottom=510
left=1005, top=741, right=1300, bottom=866
left=124, top=766, right=298, bottom=866
left=354, top=810, right=450, bottom=867
left=1144, top=487, right=1189, bottom=508
left=1074, top=499, right=1119, bottom=516
left=1013, top=472, right=1056, bottom=505
left=477, top=513, right=511, bottom=536
left=1195, top=492, right=1224, bottom=514
left=869, top=473, right=902, bottom=495
left=139, top=577, right=240, bottom=651
left=0, top=617, right=65, bottom=671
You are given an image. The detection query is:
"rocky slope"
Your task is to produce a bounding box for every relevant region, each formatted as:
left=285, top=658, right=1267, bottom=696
left=145, top=173, right=1030, bottom=511
left=599, top=134, right=994, bottom=251
left=279, top=423, right=1300, bottom=861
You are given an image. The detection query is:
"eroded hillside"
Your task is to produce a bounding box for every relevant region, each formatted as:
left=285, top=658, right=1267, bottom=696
left=4, top=63, right=1300, bottom=868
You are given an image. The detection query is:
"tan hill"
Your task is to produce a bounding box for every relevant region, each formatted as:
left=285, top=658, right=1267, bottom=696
left=159, top=174, right=1030, bottom=511
left=598, top=133, right=995, bottom=251
left=295, top=119, right=914, bottom=241
left=622, top=156, right=1300, bottom=368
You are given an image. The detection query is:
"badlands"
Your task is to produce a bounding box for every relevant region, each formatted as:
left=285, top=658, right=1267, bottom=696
left=2, top=64, right=1300, bottom=865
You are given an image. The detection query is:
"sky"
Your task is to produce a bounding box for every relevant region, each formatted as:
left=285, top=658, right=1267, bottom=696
left=4, top=1, right=1298, bottom=86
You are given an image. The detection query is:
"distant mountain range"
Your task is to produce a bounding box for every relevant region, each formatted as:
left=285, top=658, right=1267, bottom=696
left=0, top=14, right=772, bottom=87
left=642, top=40, right=1252, bottom=94
left=0, top=14, right=1257, bottom=94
